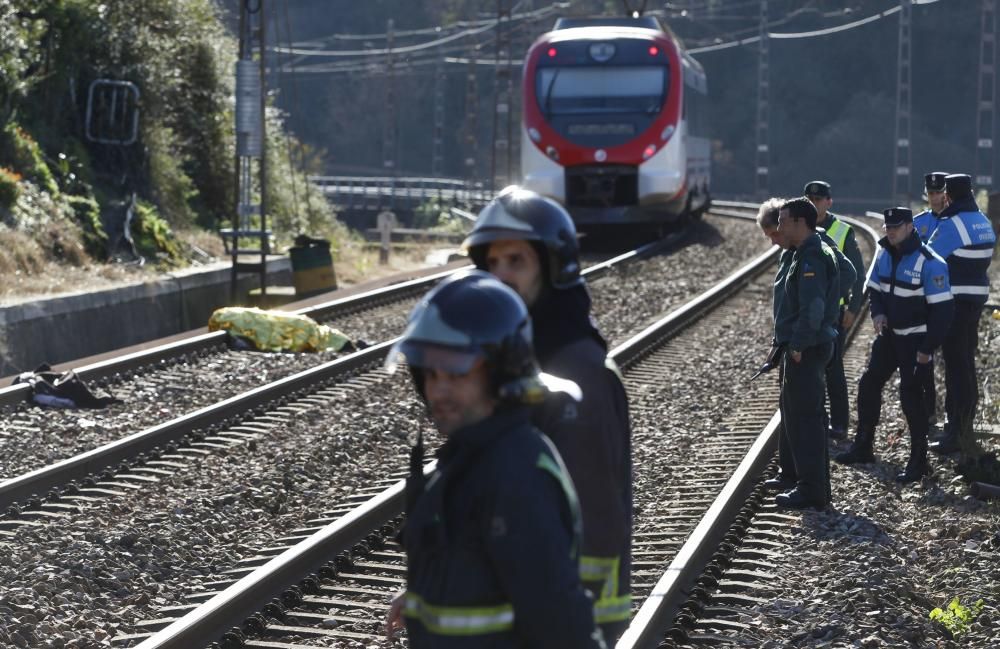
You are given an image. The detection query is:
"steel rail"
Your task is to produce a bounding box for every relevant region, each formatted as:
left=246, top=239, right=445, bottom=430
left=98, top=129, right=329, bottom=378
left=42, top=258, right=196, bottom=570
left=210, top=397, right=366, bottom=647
left=130, top=224, right=774, bottom=649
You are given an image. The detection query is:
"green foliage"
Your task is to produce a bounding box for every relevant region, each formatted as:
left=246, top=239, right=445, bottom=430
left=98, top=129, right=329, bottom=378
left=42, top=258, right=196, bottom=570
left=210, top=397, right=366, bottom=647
left=0, top=0, right=49, bottom=123
left=0, top=122, right=58, bottom=195
left=145, top=122, right=198, bottom=226
left=413, top=199, right=469, bottom=234
left=132, top=200, right=184, bottom=267
left=928, top=597, right=985, bottom=638
left=0, top=166, right=20, bottom=210
left=65, top=194, right=107, bottom=259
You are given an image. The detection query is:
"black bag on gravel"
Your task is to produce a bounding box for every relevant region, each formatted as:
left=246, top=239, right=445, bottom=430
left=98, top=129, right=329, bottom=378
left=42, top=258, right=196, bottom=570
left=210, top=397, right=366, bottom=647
left=13, top=364, right=121, bottom=409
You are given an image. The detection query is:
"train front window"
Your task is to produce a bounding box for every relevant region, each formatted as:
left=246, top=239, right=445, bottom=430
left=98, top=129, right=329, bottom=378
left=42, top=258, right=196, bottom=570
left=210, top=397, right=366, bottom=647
left=536, top=66, right=667, bottom=116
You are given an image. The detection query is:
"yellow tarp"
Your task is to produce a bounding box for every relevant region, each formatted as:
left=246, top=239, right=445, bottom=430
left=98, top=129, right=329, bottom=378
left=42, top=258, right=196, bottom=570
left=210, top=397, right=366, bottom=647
left=208, top=307, right=351, bottom=353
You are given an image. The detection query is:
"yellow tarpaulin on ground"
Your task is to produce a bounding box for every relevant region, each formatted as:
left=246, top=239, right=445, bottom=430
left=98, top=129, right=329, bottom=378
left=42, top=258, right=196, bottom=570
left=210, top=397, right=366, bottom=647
left=208, top=307, right=351, bottom=353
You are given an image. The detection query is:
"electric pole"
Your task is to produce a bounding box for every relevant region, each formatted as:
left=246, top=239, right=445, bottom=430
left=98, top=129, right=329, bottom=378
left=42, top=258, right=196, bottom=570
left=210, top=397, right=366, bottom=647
left=892, top=0, right=912, bottom=204
left=754, top=0, right=769, bottom=198
left=382, top=18, right=397, bottom=209
left=976, top=0, right=996, bottom=190
left=491, top=0, right=514, bottom=192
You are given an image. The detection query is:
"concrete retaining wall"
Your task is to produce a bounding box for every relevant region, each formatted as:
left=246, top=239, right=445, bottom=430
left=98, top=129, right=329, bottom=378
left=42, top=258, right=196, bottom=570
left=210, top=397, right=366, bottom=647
left=0, top=258, right=291, bottom=376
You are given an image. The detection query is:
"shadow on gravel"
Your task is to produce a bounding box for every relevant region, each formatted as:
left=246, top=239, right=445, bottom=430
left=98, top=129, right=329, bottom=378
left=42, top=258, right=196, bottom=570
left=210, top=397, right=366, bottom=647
left=796, top=509, right=896, bottom=547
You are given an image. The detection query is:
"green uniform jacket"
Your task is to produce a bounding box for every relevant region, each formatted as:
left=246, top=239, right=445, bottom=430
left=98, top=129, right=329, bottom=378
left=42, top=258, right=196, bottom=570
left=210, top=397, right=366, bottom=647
left=819, top=213, right=865, bottom=314
left=774, top=232, right=840, bottom=353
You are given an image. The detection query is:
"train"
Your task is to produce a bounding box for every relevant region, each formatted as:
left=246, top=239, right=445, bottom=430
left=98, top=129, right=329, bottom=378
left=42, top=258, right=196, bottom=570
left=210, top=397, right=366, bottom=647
left=520, top=15, right=710, bottom=231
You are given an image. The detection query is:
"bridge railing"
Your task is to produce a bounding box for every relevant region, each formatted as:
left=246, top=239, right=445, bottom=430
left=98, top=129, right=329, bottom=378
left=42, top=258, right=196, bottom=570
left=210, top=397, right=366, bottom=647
left=309, top=175, right=494, bottom=211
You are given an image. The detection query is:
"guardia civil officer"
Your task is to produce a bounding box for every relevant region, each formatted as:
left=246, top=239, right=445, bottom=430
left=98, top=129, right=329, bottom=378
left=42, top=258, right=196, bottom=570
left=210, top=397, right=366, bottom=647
left=772, top=197, right=841, bottom=509
left=927, top=174, right=997, bottom=454
left=383, top=270, right=606, bottom=649
left=756, top=198, right=856, bottom=491
left=804, top=181, right=866, bottom=440
left=912, top=171, right=950, bottom=425
left=463, top=187, right=633, bottom=643
left=836, top=208, right=954, bottom=482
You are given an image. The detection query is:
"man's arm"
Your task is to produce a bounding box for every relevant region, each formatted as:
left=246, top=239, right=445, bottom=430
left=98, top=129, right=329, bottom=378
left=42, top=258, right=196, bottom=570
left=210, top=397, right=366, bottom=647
left=844, top=229, right=866, bottom=315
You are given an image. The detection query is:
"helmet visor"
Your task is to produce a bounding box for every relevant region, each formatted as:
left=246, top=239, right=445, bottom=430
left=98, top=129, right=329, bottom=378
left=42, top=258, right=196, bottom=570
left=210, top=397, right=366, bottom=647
left=384, top=339, right=482, bottom=375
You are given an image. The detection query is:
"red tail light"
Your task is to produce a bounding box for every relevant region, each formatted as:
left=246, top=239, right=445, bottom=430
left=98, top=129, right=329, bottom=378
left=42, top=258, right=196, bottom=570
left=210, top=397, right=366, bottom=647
left=547, top=47, right=557, bottom=58
left=648, top=46, right=659, bottom=56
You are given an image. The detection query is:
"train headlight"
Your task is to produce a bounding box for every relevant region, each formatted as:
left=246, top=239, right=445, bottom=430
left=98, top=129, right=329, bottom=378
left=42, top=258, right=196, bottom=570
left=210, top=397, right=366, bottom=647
left=528, top=128, right=541, bottom=143
left=642, top=144, right=657, bottom=160
left=546, top=145, right=559, bottom=161
left=660, top=125, right=675, bottom=142
left=594, top=149, right=607, bottom=162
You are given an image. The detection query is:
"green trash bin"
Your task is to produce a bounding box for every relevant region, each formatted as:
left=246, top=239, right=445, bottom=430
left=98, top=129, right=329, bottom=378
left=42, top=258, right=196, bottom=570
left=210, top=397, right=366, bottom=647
left=289, top=235, right=337, bottom=296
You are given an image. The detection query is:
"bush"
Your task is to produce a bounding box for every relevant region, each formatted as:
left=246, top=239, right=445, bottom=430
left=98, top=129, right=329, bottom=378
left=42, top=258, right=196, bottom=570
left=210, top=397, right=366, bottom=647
left=65, top=194, right=107, bottom=259
left=0, top=166, right=20, bottom=210
left=0, top=122, right=58, bottom=195
left=132, top=200, right=184, bottom=267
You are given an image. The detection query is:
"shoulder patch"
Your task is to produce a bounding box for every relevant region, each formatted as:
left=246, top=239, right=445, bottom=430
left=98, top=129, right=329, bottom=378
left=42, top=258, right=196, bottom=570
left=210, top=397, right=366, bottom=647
left=932, top=275, right=945, bottom=289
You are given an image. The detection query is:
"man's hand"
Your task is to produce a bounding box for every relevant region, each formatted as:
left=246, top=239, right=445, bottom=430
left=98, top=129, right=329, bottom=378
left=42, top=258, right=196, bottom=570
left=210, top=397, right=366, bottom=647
left=841, top=310, right=856, bottom=329
left=385, top=590, right=406, bottom=638
left=872, top=315, right=888, bottom=336
left=916, top=351, right=932, bottom=365
left=790, top=349, right=802, bottom=363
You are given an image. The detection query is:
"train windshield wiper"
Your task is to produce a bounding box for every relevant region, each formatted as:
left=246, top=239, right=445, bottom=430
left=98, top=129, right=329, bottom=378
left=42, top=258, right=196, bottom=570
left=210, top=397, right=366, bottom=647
left=542, top=68, right=561, bottom=118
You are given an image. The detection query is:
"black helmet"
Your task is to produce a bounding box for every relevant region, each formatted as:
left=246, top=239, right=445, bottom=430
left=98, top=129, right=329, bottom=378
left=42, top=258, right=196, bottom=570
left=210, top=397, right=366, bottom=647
left=463, top=186, right=582, bottom=289
left=386, top=270, right=540, bottom=402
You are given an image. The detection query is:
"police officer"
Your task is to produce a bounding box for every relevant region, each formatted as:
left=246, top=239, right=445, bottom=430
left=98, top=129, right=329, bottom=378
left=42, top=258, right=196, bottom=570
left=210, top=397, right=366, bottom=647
left=927, top=174, right=997, bottom=454
left=756, top=198, right=856, bottom=491
left=463, top=187, right=633, bottom=642
left=804, top=181, right=866, bottom=440
left=914, top=172, right=949, bottom=242
left=836, top=208, right=954, bottom=482
left=773, top=197, right=841, bottom=508
left=383, top=270, right=606, bottom=649
left=912, top=172, right=949, bottom=426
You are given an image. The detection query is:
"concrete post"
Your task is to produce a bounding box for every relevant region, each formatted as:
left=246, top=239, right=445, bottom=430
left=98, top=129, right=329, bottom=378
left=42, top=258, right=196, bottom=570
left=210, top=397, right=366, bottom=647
left=377, top=210, right=397, bottom=265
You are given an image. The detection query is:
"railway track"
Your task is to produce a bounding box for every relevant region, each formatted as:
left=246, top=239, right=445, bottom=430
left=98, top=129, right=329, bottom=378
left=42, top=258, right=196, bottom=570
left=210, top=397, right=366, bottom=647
left=105, top=213, right=810, bottom=648
left=0, top=205, right=812, bottom=648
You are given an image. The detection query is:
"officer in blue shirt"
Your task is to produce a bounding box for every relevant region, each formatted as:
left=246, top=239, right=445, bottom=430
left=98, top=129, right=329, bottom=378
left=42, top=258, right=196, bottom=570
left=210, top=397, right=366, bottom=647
left=927, top=174, right=997, bottom=454
left=913, top=172, right=949, bottom=242
left=836, top=208, right=954, bottom=482
left=911, top=171, right=949, bottom=428
left=383, top=271, right=605, bottom=649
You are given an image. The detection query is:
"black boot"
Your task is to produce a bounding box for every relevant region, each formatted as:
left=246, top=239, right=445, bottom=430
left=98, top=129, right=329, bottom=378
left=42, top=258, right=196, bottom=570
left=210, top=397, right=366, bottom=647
left=929, top=431, right=959, bottom=454
left=835, top=431, right=875, bottom=465
left=896, top=441, right=929, bottom=483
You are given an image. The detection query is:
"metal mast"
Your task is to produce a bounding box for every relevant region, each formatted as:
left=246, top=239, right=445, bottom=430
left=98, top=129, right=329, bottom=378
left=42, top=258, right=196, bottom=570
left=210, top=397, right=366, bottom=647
left=754, top=0, right=769, bottom=198
left=892, top=0, right=912, bottom=204
left=382, top=18, right=397, bottom=208
left=976, top=0, right=997, bottom=190
left=491, top=0, right=514, bottom=192
left=432, top=47, right=446, bottom=177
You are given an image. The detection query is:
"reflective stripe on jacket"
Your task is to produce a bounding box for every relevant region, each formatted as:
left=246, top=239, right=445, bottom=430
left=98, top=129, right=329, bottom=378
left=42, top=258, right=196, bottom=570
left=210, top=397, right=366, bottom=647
left=580, top=555, right=632, bottom=623
left=928, top=198, right=996, bottom=305
left=819, top=213, right=866, bottom=314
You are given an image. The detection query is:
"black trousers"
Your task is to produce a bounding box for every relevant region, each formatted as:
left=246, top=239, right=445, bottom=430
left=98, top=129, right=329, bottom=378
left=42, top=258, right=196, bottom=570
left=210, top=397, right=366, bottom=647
left=922, top=357, right=936, bottom=420
left=824, top=318, right=850, bottom=431
left=781, top=342, right=833, bottom=502
left=857, top=332, right=929, bottom=446
left=942, top=301, right=983, bottom=439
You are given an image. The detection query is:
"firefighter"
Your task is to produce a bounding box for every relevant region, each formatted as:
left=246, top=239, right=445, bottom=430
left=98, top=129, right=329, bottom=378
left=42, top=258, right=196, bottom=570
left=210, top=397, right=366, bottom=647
left=836, top=208, right=953, bottom=482
left=804, top=181, right=866, bottom=440
left=927, top=174, right=997, bottom=454
left=383, top=270, right=605, bottom=648
left=463, top=187, right=633, bottom=643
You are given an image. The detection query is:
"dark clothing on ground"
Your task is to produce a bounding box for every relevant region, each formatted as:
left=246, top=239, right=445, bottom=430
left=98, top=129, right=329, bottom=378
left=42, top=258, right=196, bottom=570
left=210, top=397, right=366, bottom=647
left=402, top=407, right=604, bottom=649
left=530, top=284, right=633, bottom=640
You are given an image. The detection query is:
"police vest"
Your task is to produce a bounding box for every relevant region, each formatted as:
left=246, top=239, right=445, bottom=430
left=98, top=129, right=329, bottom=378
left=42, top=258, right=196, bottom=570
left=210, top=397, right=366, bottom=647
left=825, top=217, right=851, bottom=306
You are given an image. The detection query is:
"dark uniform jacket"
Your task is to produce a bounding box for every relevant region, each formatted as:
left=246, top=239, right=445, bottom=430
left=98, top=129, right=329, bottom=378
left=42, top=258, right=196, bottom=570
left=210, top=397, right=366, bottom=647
left=818, top=229, right=858, bottom=303
left=774, top=232, right=840, bottom=352
left=530, top=284, right=632, bottom=627
left=868, top=231, right=954, bottom=353
left=928, top=197, right=997, bottom=306
left=402, top=407, right=604, bottom=649
left=818, top=213, right=865, bottom=314
left=912, top=209, right=940, bottom=242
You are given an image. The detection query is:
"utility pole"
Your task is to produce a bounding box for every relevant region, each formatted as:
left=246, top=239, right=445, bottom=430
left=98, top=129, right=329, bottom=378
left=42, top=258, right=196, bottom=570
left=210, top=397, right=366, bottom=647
left=892, top=0, right=912, bottom=204
left=976, top=0, right=996, bottom=190
left=754, top=0, right=769, bottom=198
left=432, top=47, right=446, bottom=177
left=382, top=18, right=397, bottom=210
left=491, top=0, right=514, bottom=192
left=231, top=0, right=268, bottom=301
left=464, top=49, right=480, bottom=196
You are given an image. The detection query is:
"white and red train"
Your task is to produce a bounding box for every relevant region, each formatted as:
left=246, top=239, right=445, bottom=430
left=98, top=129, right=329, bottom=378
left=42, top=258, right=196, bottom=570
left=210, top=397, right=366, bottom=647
left=520, top=16, right=710, bottom=230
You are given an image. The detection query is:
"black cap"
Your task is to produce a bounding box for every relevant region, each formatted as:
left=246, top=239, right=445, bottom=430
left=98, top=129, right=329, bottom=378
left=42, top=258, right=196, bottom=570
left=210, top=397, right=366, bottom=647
left=924, top=172, right=948, bottom=192
left=804, top=181, right=831, bottom=198
left=945, top=173, right=973, bottom=199
left=883, top=207, right=913, bottom=227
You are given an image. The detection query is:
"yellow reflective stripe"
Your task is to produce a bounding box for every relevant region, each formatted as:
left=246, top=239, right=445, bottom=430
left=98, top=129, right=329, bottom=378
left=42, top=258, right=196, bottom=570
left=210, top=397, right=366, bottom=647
left=404, top=593, right=514, bottom=635
left=594, top=595, right=633, bottom=624
left=536, top=451, right=583, bottom=557
left=826, top=218, right=851, bottom=251
left=580, top=555, right=620, bottom=599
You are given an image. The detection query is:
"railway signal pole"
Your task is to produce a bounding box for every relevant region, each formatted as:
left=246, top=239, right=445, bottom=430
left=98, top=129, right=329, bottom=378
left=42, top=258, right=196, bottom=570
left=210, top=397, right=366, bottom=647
left=754, top=0, right=769, bottom=199
left=892, top=0, right=912, bottom=205
left=491, top=0, right=514, bottom=192
left=382, top=18, right=397, bottom=209
left=976, top=0, right=996, bottom=190
left=432, top=47, right=446, bottom=178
